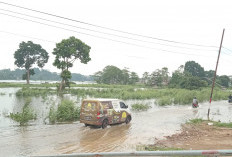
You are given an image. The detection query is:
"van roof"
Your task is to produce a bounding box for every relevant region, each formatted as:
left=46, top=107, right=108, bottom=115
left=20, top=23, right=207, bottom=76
left=82, top=98, right=120, bottom=102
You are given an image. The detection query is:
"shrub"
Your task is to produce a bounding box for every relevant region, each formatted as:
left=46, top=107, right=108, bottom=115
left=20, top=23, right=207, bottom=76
left=50, top=99, right=80, bottom=123
left=48, top=104, right=57, bottom=124
left=10, top=98, right=36, bottom=125
left=131, top=103, right=151, bottom=111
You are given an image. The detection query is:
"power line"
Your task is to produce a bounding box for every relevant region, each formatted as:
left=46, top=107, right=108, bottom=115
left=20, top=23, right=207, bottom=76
left=0, top=30, right=56, bottom=43
left=0, top=12, right=218, bottom=58
left=0, top=1, right=219, bottom=48
left=0, top=8, right=218, bottom=52
left=222, top=47, right=232, bottom=53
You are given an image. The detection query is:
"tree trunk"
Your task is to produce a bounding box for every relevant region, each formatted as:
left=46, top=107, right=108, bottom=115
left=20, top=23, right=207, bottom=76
left=27, top=69, right=30, bottom=84
left=59, top=78, right=64, bottom=92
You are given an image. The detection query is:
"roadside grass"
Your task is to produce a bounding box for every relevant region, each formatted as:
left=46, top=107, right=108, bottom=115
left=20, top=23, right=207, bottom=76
left=136, top=145, right=183, bottom=151
left=187, top=118, right=232, bottom=128
left=187, top=118, right=204, bottom=124
left=9, top=98, right=36, bottom=126
left=137, top=145, right=206, bottom=157
left=131, top=103, right=151, bottom=111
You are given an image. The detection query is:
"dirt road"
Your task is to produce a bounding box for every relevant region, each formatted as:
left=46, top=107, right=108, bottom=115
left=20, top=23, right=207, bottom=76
left=154, top=122, right=232, bottom=150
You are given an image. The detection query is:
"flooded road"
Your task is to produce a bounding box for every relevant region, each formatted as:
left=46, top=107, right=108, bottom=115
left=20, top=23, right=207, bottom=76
left=1, top=88, right=232, bottom=157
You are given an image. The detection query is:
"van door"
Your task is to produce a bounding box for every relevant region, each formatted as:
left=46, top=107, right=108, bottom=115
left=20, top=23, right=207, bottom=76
left=81, top=101, right=98, bottom=122
left=119, top=102, right=128, bottom=122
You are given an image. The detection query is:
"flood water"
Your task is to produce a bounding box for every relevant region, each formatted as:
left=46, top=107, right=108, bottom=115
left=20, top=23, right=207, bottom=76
left=0, top=88, right=232, bottom=157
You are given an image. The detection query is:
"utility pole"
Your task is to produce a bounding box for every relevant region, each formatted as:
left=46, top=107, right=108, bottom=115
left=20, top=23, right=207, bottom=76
left=207, top=28, right=225, bottom=120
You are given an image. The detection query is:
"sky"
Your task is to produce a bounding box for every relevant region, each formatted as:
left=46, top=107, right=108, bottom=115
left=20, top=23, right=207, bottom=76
left=1, top=0, right=232, bottom=77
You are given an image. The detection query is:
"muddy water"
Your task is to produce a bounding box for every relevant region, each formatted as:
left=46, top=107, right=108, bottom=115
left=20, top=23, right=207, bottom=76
left=0, top=88, right=232, bottom=157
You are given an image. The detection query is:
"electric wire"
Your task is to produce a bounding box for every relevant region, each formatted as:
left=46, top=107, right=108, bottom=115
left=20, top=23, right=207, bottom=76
left=0, top=8, right=218, bottom=52
left=0, top=30, right=56, bottom=43
left=0, top=12, right=218, bottom=58
left=0, top=1, right=219, bottom=48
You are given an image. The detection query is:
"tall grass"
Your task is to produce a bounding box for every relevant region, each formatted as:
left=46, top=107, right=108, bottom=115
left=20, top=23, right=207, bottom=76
left=14, top=85, right=230, bottom=106
left=16, top=87, right=55, bottom=97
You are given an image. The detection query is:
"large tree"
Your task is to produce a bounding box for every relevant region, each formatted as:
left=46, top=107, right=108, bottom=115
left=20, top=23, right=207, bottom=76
left=101, top=65, right=123, bottom=84
left=218, top=75, right=230, bottom=88
left=129, top=72, right=139, bottom=84
left=53, top=36, right=91, bottom=91
left=14, top=41, right=49, bottom=84
left=184, top=61, right=205, bottom=78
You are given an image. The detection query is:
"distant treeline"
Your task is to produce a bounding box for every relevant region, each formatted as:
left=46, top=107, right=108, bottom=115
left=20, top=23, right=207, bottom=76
left=0, top=68, right=93, bottom=81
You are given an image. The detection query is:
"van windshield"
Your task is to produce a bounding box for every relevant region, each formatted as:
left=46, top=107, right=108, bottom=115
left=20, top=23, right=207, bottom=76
left=83, top=102, right=97, bottom=111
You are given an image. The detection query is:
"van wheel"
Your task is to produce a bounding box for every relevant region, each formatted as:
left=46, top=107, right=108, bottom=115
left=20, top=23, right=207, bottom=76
left=102, top=119, right=108, bottom=129
left=125, top=116, right=131, bottom=124
left=84, top=123, right=89, bottom=127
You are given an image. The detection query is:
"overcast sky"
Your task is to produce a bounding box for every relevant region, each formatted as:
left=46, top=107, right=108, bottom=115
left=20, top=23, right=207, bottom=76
left=1, top=0, right=232, bottom=77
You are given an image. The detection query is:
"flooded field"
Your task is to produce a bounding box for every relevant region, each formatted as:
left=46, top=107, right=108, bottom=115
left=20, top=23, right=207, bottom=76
left=0, top=88, right=232, bottom=157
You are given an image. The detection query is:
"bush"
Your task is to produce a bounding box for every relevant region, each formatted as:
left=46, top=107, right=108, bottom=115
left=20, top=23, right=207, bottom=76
left=131, top=103, right=151, bottom=111
left=49, top=99, right=80, bottom=123
left=48, top=104, right=57, bottom=124
left=10, top=98, right=36, bottom=125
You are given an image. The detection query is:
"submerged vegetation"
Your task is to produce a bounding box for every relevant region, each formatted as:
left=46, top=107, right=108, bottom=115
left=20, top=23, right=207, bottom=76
left=12, top=84, right=229, bottom=106
left=9, top=98, right=36, bottom=125
left=131, top=103, right=151, bottom=111
left=48, top=99, right=80, bottom=123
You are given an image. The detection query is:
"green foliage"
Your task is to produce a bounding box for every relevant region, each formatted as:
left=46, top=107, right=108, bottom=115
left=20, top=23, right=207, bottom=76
left=187, top=118, right=204, bottom=124
left=169, top=71, right=207, bottom=90
left=53, top=36, right=91, bottom=90
left=48, top=104, right=57, bottom=124
left=141, top=67, right=169, bottom=87
left=214, top=122, right=232, bottom=128
left=156, top=96, right=173, bottom=106
left=0, top=68, right=93, bottom=81
left=14, top=41, right=49, bottom=84
left=16, top=87, right=55, bottom=97
left=131, top=103, right=151, bottom=111
left=55, top=99, right=80, bottom=122
left=187, top=118, right=232, bottom=128
left=218, top=75, right=230, bottom=87
left=184, top=61, right=205, bottom=78
left=93, top=65, right=140, bottom=85
left=9, top=98, right=36, bottom=125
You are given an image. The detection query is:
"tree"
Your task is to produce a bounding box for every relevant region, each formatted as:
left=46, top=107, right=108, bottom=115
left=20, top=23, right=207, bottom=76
left=14, top=41, right=49, bottom=84
left=121, top=68, right=130, bottom=84
left=142, top=72, right=150, bottom=85
left=169, top=70, right=184, bottom=88
left=180, top=76, right=208, bottom=90
left=129, top=72, right=139, bottom=84
left=93, top=71, right=103, bottom=83
left=161, top=67, right=169, bottom=85
left=218, top=75, right=230, bottom=88
left=53, top=36, right=91, bottom=91
left=150, top=69, right=162, bottom=86
left=101, top=65, right=123, bottom=84
left=184, top=61, right=205, bottom=78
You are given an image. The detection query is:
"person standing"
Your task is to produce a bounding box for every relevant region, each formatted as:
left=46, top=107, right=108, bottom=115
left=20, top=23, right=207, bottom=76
left=192, top=97, right=199, bottom=108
